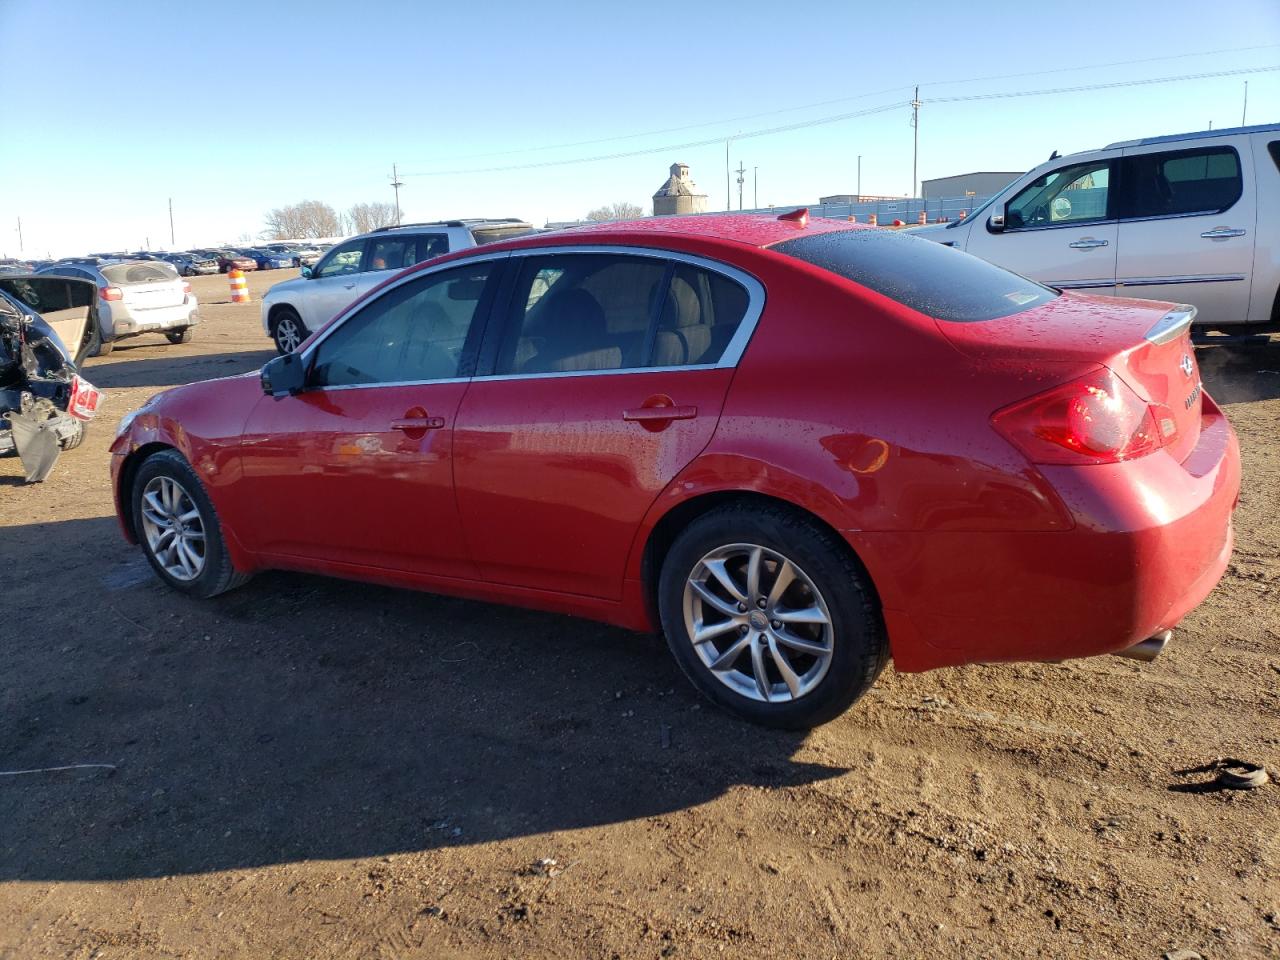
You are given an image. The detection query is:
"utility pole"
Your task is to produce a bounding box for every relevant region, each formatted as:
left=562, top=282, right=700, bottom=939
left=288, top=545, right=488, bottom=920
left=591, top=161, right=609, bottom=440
left=1242, top=81, right=1249, bottom=126
left=857, top=154, right=862, bottom=200
left=753, top=166, right=758, bottom=209
left=735, top=162, right=746, bottom=211
left=725, top=140, right=731, bottom=212
left=16, top=216, right=22, bottom=254
left=910, top=85, right=921, bottom=200
left=168, top=197, right=175, bottom=247
left=390, top=163, right=404, bottom=225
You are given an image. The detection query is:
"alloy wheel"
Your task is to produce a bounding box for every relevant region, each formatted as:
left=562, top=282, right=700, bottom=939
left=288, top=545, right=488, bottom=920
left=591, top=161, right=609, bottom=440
left=682, top=542, right=834, bottom=703
left=139, top=475, right=207, bottom=581
left=275, top=315, right=303, bottom=352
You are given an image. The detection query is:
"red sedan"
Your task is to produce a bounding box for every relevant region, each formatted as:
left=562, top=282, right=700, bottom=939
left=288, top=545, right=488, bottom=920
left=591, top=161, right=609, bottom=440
left=109, top=213, right=1239, bottom=727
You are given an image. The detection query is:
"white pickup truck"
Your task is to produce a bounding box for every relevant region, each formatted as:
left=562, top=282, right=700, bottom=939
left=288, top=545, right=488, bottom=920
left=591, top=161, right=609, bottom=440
left=913, top=123, right=1279, bottom=334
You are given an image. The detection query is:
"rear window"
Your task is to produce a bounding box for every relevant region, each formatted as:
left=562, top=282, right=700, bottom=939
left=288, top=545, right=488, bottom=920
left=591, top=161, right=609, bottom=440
left=771, top=228, right=1056, bottom=322
left=102, top=262, right=179, bottom=285
left=470, top=225, right=537, bottom=245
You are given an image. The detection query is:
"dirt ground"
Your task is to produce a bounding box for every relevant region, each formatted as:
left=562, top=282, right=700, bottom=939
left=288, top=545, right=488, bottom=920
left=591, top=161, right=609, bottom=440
left=1, top=269, right=1277, bottom=959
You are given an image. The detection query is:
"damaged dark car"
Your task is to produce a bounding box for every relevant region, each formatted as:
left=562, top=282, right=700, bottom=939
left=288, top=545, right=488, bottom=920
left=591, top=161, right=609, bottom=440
left=0, top=275, right=103, bottom=482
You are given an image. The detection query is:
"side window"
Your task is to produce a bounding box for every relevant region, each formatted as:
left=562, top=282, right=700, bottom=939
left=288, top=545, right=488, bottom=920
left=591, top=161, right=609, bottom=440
left=410, top=234, right=449, bottom=264
left=650, top=264, right=749, bottom=367
left=314, top=239, right=366, bottom=278
left=496, top=254, right=667, bottom=374
left=310, top=262, right=494, bottom=387
left=1119, top=147, right=1243, bottom=219
left=1006, top=160, right=1111, bottom=229
left=1269, top=140, right=1280, bottom=173
left=368, top=237, right=410, bottom=272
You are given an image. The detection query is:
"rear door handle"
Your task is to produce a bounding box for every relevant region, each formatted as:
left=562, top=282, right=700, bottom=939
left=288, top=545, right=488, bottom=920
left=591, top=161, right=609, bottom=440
left=623, top=405, right=697, bottom=423
left=1200, top=227, right=1246, bottom=239
left=391, top=416, right=445, bottom=431
left=343, top=281, right=357, bottom=289
left=1068, top=238, right=1109, bottom=249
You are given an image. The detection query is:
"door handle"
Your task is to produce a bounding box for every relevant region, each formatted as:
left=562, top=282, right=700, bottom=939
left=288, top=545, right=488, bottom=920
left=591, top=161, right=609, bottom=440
left=1068, top=238, right=1109, bottom=249
left=343, top=282, right=357, bottom=289
left=1200, top=227, right=1246, bottom=239
left=623, top=405, right=697, bottom=423
left=391, top=416, right=445, bottom=431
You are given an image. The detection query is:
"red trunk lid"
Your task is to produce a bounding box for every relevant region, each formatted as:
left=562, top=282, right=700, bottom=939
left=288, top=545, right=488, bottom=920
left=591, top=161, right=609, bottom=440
left=938, top=292, right=1203, bottom=463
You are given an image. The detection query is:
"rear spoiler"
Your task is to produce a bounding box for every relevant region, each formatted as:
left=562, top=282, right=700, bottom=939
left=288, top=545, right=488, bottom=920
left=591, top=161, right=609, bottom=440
left=1144, top=304, right=1196, bottom=345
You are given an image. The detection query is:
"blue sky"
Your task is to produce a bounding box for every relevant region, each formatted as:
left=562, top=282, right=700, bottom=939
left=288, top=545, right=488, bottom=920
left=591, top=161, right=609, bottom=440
left=1, top=0, right=1277, bottom=256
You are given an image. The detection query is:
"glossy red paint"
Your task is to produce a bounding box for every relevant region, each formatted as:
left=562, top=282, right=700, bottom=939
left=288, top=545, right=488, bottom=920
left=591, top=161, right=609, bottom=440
left=110, top=215, right=1241, bottom=675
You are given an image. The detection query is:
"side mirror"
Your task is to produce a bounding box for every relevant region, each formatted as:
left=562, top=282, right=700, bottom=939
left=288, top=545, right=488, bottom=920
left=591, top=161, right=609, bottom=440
left=261, top=353, right=307, bottom=398
left=986, top=213, right=1005, bottom=233
left=300, top=266, right=313, bottom=279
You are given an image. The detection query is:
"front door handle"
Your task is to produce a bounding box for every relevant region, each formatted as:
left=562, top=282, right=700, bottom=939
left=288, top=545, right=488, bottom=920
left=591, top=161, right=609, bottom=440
left=623, top=405, right=697, bottom=423
left=1068, top=238, right=1109, bottom=249
left=1200, top=227, right=1246, bottom=239
left=343, top=281, right=357, bottom=289
left=391, top=416, right=445, bottom=432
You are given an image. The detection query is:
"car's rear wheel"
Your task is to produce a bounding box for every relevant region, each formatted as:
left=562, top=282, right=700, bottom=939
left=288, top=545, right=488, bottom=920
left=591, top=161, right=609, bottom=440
left=658, top=503, right=886, bottom=729
left=165, top=326, right=195, bottom=345
left=271, top=307, right=307, bottom=354
left=132, top=450, right=250, bottom=598
left=59, top=419, right=86, bottom=450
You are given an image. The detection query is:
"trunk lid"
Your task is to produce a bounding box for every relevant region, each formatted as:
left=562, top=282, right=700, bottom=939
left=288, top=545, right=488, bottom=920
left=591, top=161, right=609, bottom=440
left=104, top=261, right=187, bottom=312
left=939, top=292, right=1203, bottom=462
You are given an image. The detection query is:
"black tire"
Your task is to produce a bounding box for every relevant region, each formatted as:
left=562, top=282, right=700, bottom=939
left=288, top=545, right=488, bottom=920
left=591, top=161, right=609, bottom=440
left=657, top=502, right=887, bottom=729
left=165, top=326, right=195, bottom=345
left=131, top=449, right=251, bottom=598
left=59, top=420, right=86, bottom=450
left=94, top=334, right=115, bottom=357
left=271, top=307, right=307, bottom=354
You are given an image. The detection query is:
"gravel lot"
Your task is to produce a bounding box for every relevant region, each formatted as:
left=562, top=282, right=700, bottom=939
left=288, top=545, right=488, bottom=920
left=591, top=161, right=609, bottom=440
left=2, top=269, right=1278, bottom=959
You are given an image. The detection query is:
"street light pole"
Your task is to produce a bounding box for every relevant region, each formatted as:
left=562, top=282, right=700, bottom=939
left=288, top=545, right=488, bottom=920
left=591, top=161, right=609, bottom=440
left=857, top=154, right=862, bottom=200
left=725, top=140, right=731, bottom=212
left=753, top=166, right=758, bottom=209
left=168, top=197, right=175, bottom=247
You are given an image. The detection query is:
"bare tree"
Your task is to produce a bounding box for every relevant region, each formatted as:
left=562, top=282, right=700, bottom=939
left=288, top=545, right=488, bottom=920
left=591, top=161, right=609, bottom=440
left=262, top=200, right=345, bottom=240
left=585, top=201, right=646, bottom=222
left=347, top=201, right=399, bottom=234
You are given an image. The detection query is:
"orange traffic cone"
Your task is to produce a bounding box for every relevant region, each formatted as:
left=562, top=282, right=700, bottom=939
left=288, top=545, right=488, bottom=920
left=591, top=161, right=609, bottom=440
left=229, top=269, right=250, bottom=303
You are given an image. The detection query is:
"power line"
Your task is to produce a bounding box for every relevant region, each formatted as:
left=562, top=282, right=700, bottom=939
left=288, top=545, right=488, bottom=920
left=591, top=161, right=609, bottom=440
left=426, top=43, right=1280, bottom=165
left=923, top=64, right=1279, bottom=104
left=400, top=101, right=909, bottom=177
left=400, top=63, right=1278, bottom=180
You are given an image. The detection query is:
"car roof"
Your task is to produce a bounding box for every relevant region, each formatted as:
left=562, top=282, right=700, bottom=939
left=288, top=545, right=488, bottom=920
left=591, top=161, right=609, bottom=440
left=485, top=212, right=860, bottom=253
left=1103, top=121, right=1280, bottom=149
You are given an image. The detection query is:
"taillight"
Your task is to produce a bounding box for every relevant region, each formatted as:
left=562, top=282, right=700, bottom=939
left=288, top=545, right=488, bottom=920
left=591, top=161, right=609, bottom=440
left=182, top=281, right=192, bottom=294
left=991, top=368, right=1168, bottom=465
left=99, top=286, right=123, bottom=301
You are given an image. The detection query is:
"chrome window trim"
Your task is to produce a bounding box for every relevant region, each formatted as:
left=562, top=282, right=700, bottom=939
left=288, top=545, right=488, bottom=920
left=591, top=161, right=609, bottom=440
left=473, top=243, right=766, bottom=380
left=1118, top=274, right=1246, bottom=287
left=1002, top=218, right=1117, bottom=235
left=1051, top=280, right=1116, bottom=289
left=1144, top=304, right=1197, bottom=344
left=312, top=377, right=471, bottom=393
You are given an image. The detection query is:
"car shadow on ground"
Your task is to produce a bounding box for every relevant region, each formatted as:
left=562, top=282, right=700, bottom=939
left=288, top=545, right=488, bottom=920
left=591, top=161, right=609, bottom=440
left=0, top=517, right=837, bottom=883
left=81, top=348, right=276, bottom=390
left=1194, top=337, right=1280, bottom=404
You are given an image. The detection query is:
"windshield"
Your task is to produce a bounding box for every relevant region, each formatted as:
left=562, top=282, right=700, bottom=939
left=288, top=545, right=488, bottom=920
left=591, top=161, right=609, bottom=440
left=102, top=262, right=179, bottom=285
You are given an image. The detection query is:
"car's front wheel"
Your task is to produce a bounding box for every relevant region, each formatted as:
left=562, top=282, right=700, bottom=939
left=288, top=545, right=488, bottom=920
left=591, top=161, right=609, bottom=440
left=658, top=503, right=886, bottom=729
left=132, top=450, right=251, bottom=598
left=271, top=307, right=307, bottom=354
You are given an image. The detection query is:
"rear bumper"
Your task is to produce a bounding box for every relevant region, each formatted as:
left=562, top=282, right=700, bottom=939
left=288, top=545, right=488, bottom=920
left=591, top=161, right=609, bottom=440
left=853, top=395, right=1241, bottom=672
left=113, top=301, right=200, bottom=336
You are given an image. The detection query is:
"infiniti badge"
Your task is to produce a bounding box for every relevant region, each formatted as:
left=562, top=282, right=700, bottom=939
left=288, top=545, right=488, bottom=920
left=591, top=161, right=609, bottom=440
left=1180, top=353, right=1194, bottom=377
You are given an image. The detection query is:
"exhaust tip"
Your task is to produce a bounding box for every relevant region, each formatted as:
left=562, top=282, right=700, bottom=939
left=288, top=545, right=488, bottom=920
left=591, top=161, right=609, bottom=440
left=1113, top=630, right=1172, bottom=663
